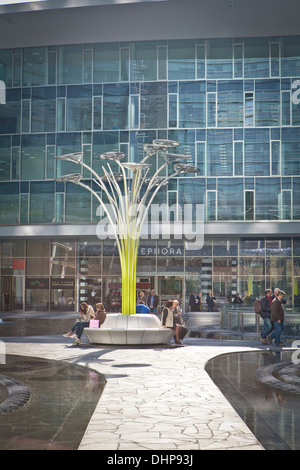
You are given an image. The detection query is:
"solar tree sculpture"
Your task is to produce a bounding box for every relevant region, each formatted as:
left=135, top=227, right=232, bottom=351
left=56, top=140, right=199, bottom=317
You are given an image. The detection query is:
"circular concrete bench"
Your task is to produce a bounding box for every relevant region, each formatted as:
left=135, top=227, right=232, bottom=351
left=84, top=313, right=174, bottom=345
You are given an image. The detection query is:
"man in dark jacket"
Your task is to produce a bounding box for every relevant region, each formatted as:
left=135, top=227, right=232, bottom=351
left=146, top=289, right=159, bottom=314
left=189, top=292, right=197, bottom=311
left=269, top=290, right=285, bottom=346
left=260, top=289, right=273, bottom=344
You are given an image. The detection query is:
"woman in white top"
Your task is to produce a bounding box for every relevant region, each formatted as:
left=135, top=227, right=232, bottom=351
left=63, top=302, right=95, bottom=344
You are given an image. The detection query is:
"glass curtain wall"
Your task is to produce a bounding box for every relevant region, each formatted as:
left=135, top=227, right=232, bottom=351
left=0, top=37, right=300, bottom=223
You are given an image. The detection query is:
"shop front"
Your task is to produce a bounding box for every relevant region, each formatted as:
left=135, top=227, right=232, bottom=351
left=0, top=236, right=299, bottom=313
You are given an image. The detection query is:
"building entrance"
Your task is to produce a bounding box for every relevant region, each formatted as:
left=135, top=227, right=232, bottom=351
left=1, top=276, right=24, bottom=312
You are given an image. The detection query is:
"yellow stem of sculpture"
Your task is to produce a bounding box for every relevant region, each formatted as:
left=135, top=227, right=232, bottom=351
left=119, top=173, right=141, bottom=316
left=120, top=232, right=139, bottom=315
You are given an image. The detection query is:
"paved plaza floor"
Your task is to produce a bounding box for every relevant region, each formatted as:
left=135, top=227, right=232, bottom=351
left=0, top=313, right=299, bottom=452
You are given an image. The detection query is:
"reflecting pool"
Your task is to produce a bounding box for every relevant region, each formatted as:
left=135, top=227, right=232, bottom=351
left=205, top=350, right=300, bottom=450
left=0, top=355, right=106, bottom=450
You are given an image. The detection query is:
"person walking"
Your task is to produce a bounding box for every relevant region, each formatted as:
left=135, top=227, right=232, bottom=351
left=259, top=289, right=273, bottom=344
left=269, top=290, right=286, bottom=346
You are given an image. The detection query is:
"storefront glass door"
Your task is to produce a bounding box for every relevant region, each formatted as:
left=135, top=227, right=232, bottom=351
left=158, top=275, right=183, bottom=313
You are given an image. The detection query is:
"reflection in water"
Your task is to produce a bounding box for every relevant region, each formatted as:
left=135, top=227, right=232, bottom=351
left=205, top=350, right=300, bottom=450
left=0, top=317, right=76, bottom=337
left=0, top=355, right=106, bottom=450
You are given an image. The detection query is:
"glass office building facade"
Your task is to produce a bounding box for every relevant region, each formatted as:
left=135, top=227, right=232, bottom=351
left=1, top=35, right=300, bottom=311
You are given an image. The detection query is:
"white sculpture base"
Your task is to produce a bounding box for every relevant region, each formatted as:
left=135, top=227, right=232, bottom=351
left=84, top=313, right=174, bottom=345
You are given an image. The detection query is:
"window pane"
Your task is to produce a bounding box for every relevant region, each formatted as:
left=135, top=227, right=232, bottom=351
left=131, top=41, right=157, bottom=81
left=0, top=182, right=19, bottom=224
left=168, top=93, right=177, bottom=128
left=218, top=80, right=243, bottom=127
left=245, top=92, right=254, bottom=126
left=66, top=85, right=92, bottom=131
left=31, top=87, right=56, bottom=132
left=244, top=129, right=269, bottom=176
left=58, top=45, right=83, bottom=84
left=271, top=43, right=280, bottom=76
left=207, top=191, right=216, bottom=221
left=207, top=93, right=216, bottom=127
left=281, top=36, right=300, bottom=77
left=103, top=84, right=129, bottom=130
left=56, top=132, right=81, bottom=177
left=282, top=91, right=291, bottom=126
left=282, top=190, right=291, bottom=219
left=158, top=46, right=167, bottom=80
left=94, top=43, right=119, bottom=82
left=0, top=136, right=11, bottom=181
left=23, top=47, right=46, bottom=86
left=65, top=183, right=91, bottom=222
left=120, top=47, right=129, bottom=82
left=168, top=40, right=195, bottom=80
left=178, top=178, right=205, bottom=205
left=48, top=50, right=56, bottom=85
left=207, top=39, right=232, bottom=79
left=20, top=193, right=29, bottom=223
left=179, top=81, right=205, bottom=128
left=93, top=96, right=102, bottom=130
left=21, top=134, right=45, bottom=180
left=30, top=181, right=55, bottom=223
left=282, top=128, right=300, bottom=176
left=245, top=190, right=254, bottom=220
left=255, top=79, right=280, bottom=126
left=244, top=38, right=269, bottom=77
left=271, top=140, right=280, bottom=175
left=22, top=99, right=30, bottom=133
left=13, top=53, right=21, bottom=87
left=206, top=129, right=233, bottom=176
left=0, top=49, right=12, bottom=87
left=0, top=88, right=21, bottom=134
left=196, top=44, right=205, bottom=79
left=83, top=49, right=92, bottom=83
left=140, top=82, right=167, bottom=129
left=255, top=177, right=280, bottom=220
left=217, top=178, right=243, bottom=220
left=234, top=141, right=243, bottom=176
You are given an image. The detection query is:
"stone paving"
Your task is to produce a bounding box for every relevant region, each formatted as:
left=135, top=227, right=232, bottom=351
left=4, top=336, right=264, bottom=450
